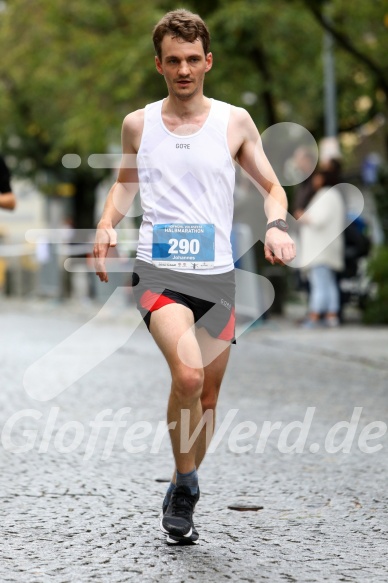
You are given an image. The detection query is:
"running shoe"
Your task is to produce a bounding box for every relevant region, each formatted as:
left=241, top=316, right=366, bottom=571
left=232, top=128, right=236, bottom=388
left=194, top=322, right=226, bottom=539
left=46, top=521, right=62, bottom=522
left=161, top=485, right=200, bottom=542
left=165, top=525, right=199, bottom=546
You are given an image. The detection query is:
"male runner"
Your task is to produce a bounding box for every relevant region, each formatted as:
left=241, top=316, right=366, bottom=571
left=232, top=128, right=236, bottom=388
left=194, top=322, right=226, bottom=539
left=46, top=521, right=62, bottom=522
left=94, top=9, right=296, bottom=545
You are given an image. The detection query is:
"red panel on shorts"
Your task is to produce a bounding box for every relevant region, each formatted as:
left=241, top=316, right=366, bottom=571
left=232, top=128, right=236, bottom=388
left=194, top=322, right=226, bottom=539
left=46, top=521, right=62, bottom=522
left=218, top=307, right=236, bottom=341
left=140, top=290, right=176, bottom=312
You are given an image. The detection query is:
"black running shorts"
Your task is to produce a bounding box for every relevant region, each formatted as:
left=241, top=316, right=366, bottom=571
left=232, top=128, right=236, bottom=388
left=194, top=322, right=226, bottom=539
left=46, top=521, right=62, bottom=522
left=131, top=259, right=236, bottom=342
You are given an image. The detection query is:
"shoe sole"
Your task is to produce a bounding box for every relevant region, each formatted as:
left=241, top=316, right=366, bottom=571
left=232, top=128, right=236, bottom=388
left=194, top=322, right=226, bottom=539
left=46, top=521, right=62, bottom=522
left=159, top=512, right=198, bottom=543
left=166, top=533, right=199, bottom=545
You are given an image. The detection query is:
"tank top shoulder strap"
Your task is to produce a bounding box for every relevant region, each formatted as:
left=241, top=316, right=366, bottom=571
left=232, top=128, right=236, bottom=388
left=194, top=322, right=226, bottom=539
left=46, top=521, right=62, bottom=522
left=143, top=100, right=163, bottom=131
left=208, top=99, right=231, bottom=136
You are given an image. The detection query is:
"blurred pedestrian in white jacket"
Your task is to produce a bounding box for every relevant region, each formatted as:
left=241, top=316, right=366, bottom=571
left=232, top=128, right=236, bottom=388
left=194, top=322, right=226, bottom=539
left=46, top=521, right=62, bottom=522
left=296, top=167, right=345, bottom=327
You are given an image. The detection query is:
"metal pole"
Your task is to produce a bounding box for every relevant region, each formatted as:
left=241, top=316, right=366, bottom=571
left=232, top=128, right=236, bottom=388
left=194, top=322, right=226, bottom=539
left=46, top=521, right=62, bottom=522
left=323, top=27, right=337, bottom=138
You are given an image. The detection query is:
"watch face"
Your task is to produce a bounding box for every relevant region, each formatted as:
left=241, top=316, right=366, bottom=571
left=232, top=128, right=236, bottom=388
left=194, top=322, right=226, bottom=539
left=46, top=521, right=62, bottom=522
left=278, top=219, right=288, bottom=230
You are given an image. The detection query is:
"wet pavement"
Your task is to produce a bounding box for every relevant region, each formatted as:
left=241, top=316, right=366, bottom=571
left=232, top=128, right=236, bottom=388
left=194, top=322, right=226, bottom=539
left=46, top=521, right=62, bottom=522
left=0, top=298, right=387, bottom=582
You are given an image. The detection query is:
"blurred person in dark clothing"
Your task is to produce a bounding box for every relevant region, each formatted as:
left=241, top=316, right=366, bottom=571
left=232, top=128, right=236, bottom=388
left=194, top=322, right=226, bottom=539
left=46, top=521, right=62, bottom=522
left=0, top=155, right=16, bottom=211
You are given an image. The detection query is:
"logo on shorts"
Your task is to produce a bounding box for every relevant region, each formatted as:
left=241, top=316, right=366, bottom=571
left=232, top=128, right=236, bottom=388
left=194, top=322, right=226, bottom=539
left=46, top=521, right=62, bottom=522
left=221, top=299, right=232, bottom=311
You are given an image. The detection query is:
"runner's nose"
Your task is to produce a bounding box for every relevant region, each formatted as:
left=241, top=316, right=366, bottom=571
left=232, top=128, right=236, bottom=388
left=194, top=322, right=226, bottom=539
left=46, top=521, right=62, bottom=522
left=178, top=61, right=190, bottom=76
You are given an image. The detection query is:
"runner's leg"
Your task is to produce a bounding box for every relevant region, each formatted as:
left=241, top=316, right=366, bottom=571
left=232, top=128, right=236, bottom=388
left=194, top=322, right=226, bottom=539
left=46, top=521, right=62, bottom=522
left=149, top=303, right=204, bottom=474
left=195, top=330, right=231, bottom=468
left=152, top=308, right=231, bottom=541
left=167, top=330, right=230, bottom=482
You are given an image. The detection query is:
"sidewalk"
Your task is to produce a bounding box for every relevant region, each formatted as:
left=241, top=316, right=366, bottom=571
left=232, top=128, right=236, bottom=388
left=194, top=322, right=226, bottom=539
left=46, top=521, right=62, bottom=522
left=0, top=298, right=387, bottom=582
left=246, top=307, right=388, bottom=371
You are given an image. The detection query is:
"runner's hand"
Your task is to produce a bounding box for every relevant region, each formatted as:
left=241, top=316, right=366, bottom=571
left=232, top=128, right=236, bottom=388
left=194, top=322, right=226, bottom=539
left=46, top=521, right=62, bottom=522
left=93, top=226, right=117, bottom=282
left=264, top=230, right=296, bottom=266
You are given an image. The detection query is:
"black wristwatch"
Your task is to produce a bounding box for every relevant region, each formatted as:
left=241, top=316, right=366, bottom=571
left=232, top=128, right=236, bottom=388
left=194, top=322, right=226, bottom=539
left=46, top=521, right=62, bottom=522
left=266, top=219, right=289, bottom=232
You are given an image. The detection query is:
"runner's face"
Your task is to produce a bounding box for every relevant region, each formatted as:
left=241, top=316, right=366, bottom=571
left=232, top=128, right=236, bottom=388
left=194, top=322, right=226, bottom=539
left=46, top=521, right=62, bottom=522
left=155, top=35, right=212, bottom=100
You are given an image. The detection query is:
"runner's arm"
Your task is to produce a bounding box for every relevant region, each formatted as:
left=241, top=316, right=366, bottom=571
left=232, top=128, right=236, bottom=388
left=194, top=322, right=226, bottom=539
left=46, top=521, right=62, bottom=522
left=0, top=192, right=16, bottom=211
left=94, top=111, right=142, bottom=282
left=234, top=108, right=296, bottom=265
left=0, top=156, right=16, bottom=211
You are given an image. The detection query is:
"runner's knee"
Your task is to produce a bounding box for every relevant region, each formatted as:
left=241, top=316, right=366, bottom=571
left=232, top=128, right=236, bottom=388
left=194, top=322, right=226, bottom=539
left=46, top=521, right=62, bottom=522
left=172, top=367, right=204, bottom=403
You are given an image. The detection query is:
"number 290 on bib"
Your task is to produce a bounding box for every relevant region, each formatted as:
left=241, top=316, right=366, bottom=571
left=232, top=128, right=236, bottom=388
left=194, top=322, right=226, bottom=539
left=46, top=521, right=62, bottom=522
left=152, top=223, right=215, bottom=269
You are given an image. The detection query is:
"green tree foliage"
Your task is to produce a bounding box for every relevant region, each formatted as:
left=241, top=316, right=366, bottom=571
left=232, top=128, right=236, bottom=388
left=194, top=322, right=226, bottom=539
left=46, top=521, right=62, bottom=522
left=0, top=0, right=387, bottom=227
left=0, top=0, right=162, bottom=162
left=364, top=245, right=388, bottom=324
left=0, top=0, right=162, bottom=226
left=205, top=0, right=323, bottom=131
left=301, top=0, right=388, bottom=142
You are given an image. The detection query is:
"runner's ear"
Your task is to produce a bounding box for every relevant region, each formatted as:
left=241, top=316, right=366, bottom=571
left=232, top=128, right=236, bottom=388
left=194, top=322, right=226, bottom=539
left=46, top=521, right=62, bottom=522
left=155, top=56, right=163, bottom=75
left=205, top=52, right=213, bottom=73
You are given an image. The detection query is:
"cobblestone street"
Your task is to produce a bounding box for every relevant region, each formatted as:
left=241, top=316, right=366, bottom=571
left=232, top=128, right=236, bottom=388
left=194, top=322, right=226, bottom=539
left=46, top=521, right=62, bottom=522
left=0, top=299, right=387, bottom=582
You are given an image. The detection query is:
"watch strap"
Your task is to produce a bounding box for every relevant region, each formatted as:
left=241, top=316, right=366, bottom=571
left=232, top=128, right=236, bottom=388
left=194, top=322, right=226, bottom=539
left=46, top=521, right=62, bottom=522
left=266, top=219, right=289, bottom=232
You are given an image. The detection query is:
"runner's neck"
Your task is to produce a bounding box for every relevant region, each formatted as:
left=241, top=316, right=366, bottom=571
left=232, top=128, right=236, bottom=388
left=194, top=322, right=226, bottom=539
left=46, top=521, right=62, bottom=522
left=162, top=95, right=212, bottom=129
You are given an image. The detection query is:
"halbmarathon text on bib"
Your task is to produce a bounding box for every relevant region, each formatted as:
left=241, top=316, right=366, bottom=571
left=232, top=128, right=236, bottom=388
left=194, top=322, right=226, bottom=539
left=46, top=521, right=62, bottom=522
left=152, top=223, right=215, bottom=269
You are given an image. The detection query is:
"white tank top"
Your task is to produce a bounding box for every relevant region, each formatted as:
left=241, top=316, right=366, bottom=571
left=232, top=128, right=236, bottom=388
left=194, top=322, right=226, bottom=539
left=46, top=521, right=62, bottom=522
left=136, top=98, right=236, bottom=274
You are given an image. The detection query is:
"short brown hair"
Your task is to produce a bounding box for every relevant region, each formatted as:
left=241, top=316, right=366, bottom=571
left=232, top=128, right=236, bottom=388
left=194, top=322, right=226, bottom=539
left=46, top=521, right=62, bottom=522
left=153, top=9, right=210, bottom=60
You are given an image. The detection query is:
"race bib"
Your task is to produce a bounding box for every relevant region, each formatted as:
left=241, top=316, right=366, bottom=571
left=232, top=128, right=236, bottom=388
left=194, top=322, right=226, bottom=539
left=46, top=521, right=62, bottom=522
left=152, top=223, right=215, bottom=269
